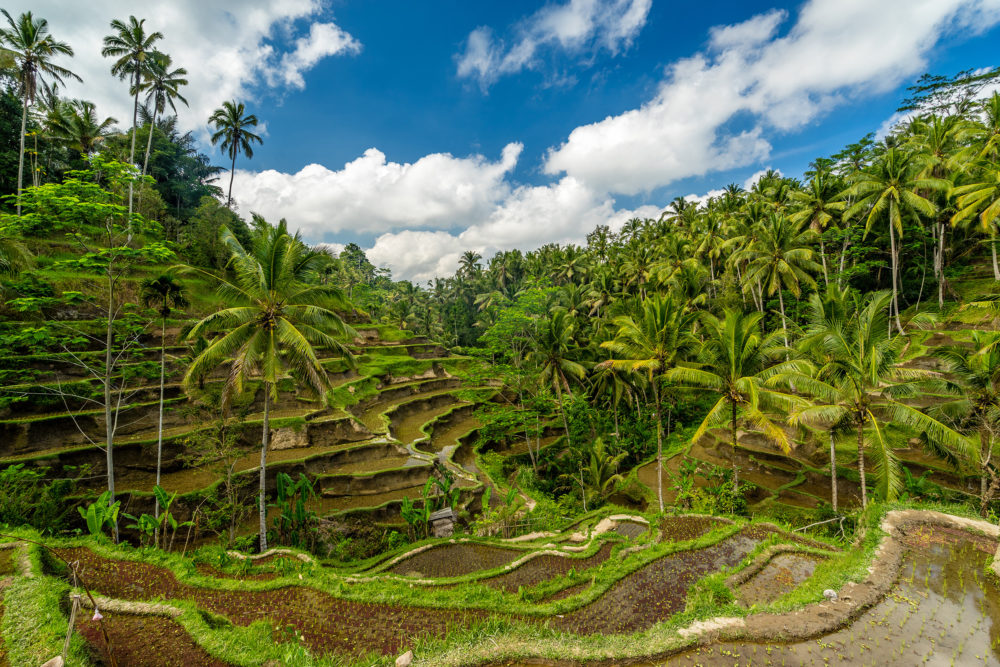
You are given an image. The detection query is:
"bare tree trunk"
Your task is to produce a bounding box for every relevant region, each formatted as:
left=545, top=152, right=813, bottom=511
left=154, top=315, right=166, bottom=545
left=259, top=386, right=270, bottom=552
left=227, top=151, right=236, bottom=208
left=778, top=289, right=789, bottom=349
left=857, top=421, right=867, bottom=509
left=104, top=268, right=118, bottom=542
left=819, top=236, right=829, bottom=286
left=829, top=430, right=838, bottom=514
left=888, top=222, right=905, bottom=335
left=142, top=107, right=158, bottom=176
left=653, top=381, right=663, bottom=513
left=731, top=402, right=739, bottom=489
left=838, top=234, right=850, bottom=287
left=16, top=98, right=26, bottom=216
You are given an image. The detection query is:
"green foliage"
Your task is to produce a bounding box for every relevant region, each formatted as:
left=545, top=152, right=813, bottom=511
left=0, top=464, right=78, bottom=533
left=77, top=490, right=120, bottom=538
left=269, top=473, right=319, bottom=550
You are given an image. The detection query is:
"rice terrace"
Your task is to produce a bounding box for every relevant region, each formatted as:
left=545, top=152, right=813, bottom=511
left=3, top=1, right=1000, bottom=666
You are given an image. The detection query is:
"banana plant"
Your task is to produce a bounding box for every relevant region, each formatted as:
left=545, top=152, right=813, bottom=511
left=78, top=491, right=120, bottom=539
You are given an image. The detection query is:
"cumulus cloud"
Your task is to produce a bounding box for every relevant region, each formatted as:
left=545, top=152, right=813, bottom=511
left=456, top=0, right=651, bottom=89
left=544, top=0, right=1000, bottom=194
left=231, top=143, right=523, bottom=238
left=366, top=177, right=661, bottom=282
left=14, top=0, right=360, bottom=137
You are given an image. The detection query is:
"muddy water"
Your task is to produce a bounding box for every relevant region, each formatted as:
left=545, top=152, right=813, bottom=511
left=419, top=413, right=481, bottom=455
left=359, top=386, right=462, bottom=434
left=736, top=553, right=824, bottom=606
left=652, top=535, right=1000, bottom=665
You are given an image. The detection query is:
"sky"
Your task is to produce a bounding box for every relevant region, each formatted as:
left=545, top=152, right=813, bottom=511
left=14, top=0, right=1000, bottom=282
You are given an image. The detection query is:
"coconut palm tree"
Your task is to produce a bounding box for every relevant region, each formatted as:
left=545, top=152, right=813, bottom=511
left=843, top=147, right=944, bottom=334
left=932, top=331, right=1000, bottom=514
left=733, top=213, right=821, bottom=348
left=209, top=100, right=263, bottom=208
left=184, top=224, right=355, bottom=551
left=789, top=170, right=846, bottom=285
left=530, top=309, right=585, bottom=444
left=951, top=159, right=1000, bottom=281
left=137, top=51, right=188, bottom=176
left=667, top=309, right=805, bottom=489
left=0, top=10, right=80, bottom=215
left=49, top=100, right=117, bottom=156
left=140, top=274, right=188, bottom=535
left=600, top=295, right=697, bottom=511
left=790, top=290, right=972, bottom=508
left=102, top=15, right=162, bottom=220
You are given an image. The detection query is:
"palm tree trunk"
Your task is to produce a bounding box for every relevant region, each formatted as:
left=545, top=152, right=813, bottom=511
left=888, top=223, right=905, bottom=335
left=937, top=221, right=945, bottom=309
left=857, top=420, right=867, bottom=509
left=992, top=235, right=1000, bottom=281
left=227, top=151, right=237, bottom=208
left=653, top=380, right=664, bottom=513
left=154, top=315, right=167, bottom=545
left=777, top=289, right=789, bottom=349
left=731, top=401, right=739, bottom=489
left=555, top=380, right=571, bottom=447
left=829, top=430, right=838, bottom=514
left=259, top=384, right=270, bottom=552
left=981, top=431, right=992, bottom=516
left=16, top=97, right=27, bottom=216
left=105, top=266, right=118, bottom=542
left=819, top=236, right=829, bottom=286
left=142, top=107, right=158, bottom=177
left=838, top=234, right=850, bottom=287
left=127, top=70, right=139, bottom=237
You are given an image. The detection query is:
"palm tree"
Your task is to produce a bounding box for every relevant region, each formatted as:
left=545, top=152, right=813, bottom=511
left=140, top=274, right=188, bottom=535
left=137, top=51, right=188, bottom=176
left=733, top=213, right=821, bottom=348
left=0, top=10, right=80, bottom=215
left=790, top=291, right=972, bottom=508
left=932, top=331, right=1000, bottom=514
left=49, top=100, right=117, bottom=156
left=458, top=250, right=482, bottom=279
left=667, top=310, right=805, bottom=489
left=843, top=148, right=944, bottom=334
left=209, top=100, right=263, bottom=208
left=951, top=159, right=1000, bottom=281
left=530, top=310, right=585, bottom=443
left=184, top=225, right=355, bottom=551
left=601, top=295, right=696, bottom=511
left=101, top=16, right=161, bottom=168
left=789, top=170, right=846, bottom=285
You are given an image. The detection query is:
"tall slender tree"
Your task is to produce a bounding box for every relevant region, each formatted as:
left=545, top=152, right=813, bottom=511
left=102, top=15, right=163, bottom=220
left=0, top=9, right=79, bottom=215
left=140, top=274, right=188, bottom=538
left=184, top=224, right=354, bottom=551
left=601, top=295, right=696, bottom=511
left=137, top=51, right=188, bottom=176
left=208, top=100, right=262, bottom=208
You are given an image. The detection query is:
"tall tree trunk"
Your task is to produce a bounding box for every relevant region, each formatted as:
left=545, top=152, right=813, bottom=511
left=653, top=380, right=664, bottom=513
left=154, top=315, right=167, bottom=545
left=227, top=150, right=237, bottom=208
left=142, top=107, right=158, bottom=176
left=127, top=70, right=139, bottom=237
left=105, top=267, right=118, bottom=542
left=259, top=385, right=270, bottom=552
left=730, top=402, right=739, bottom=489
left=857, top=420, right=867, bottom=509
left=819, top=235, right=829, bottom=286
left=888, top=222, right=905, bottom=335
left=981, top=431, right=992, bottom=517
left=838, top=234, right=850, bottom=287
left=936, top=220, right=944, bottom=309
left=777, top=289, right=789, bottom=349
left=992, top=235, right=1000, bottom=281
left=555, top=381, right=571, bottom=447
left=16, top=97, right=26, bottom=216
left=829, top=430, right=838, bottom=514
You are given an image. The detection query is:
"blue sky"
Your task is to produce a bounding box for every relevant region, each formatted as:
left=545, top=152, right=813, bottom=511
left=20, top=0, right=1000, bottom=280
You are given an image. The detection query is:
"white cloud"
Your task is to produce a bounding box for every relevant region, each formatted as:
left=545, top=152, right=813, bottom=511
left=232, top=143, right=523, bottom=238
left=742, top=168, right=781, bottom=190
left=544, top=0, right=1000, bottom=194
left=366, top=176, right=660, bottom=282
left=11, top=1, right=360, bottom=139
left=456, top=0, right=651, bottom=89
left=682, top=189, right=726, bottom=208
